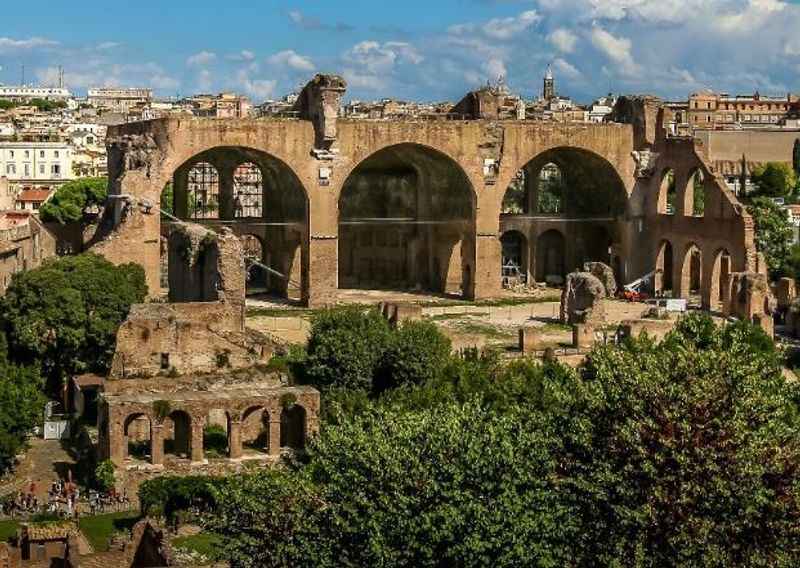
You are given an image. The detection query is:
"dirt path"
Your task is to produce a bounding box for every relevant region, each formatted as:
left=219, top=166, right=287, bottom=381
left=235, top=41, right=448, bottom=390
left=0, top=438, right=77, bottom=500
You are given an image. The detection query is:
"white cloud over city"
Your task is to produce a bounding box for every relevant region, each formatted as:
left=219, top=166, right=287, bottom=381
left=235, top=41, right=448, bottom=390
left=7, top=0, right=800, bottom=102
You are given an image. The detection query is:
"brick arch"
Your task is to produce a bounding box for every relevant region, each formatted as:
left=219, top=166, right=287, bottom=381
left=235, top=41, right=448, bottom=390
left=494, top=145, right=631, bottom=219
left=332, top=141, right=479, bottom=205
left=677, top=242, right=703, bottom=300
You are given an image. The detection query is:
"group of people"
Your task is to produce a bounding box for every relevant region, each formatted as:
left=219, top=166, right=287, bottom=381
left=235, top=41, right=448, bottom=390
left=1, top=479, right=131, bottom=520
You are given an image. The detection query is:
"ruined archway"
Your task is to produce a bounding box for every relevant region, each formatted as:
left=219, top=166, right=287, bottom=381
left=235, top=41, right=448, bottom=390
left=707, top=248, right=731, bottom=311
left=164, top=146, right=308, bottom=302
left=338, top=144, right=476, bottom=297
left=242, top=406, right=271, bottom=455
left=501, top=147, right=627, bottom=285
left=500, top=230, right=528, bottom=288
left=655, top=240, right=674, bottom=296
left=241, top=234, right=267, bottom=296
left=658, top=169, right=677, bottom=215
left=280, top=405, right=306, bottom=450
left=124, top=413, right=152, bottom=463
left=163, top=410, right=192, bottom=459
left=204, top=409, right=231, bottom=458
left=680, top=243, right=703, bottom=301
left=686, top=168, right=705, bottom=217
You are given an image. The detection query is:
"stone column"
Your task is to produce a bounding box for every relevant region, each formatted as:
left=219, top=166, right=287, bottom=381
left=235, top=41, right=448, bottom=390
left=151, top=424, right=164, bottom=466
left=269, top=418, right=282, bottom=456
left=473, top=234, right=502, bottom=300
left=173, top=168, right=189, bottom=220
left=109, top=421, right=124, bottom=466
left=191, top=421, right=205, bottom=464
left=228, top=420, right=243, bottom=460
left=218, top=161, right=236, bottom=221
left=307, top=236, right=337, bottom=308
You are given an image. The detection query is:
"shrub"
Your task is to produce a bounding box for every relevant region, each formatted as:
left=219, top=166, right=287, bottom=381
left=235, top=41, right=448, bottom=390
left=304, top=307, right=392, bottom=391
left=94, top=460, right=116, bottom=492
left=39, top=178, right=107, bottom=224
left=376, top=320, right=452, bottom=392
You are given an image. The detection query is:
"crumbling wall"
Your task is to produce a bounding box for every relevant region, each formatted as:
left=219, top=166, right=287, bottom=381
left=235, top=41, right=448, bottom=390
left=728, top=272, right=776, bottom=337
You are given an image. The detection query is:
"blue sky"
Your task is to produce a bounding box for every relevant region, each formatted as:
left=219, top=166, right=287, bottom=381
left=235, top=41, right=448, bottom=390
left=1, top=0, right=799, bottom=103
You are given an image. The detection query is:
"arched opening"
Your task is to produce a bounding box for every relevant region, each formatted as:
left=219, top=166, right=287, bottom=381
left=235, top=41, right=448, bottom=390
left=338, top=144, right=475, bottom=297
left=655, top=240, right=674, bottom=296
left=163, top=410, right=192, bottom=459
left=233, top=162, right=263, bottom=218
left=501, top=147, right=627, bottom=287
left=186, top=162, right=220, bottom=220
left=536, top=230, right=566, bottom=284
left=164, top=146, right=309, bottom=303
left=241, top=234, right=267, bottom=296
left=280, top=405, right=306, bottom=450
left=680, top=243, right=703, bottom=301
left=500, top=231, right=528, bottom=288
left=659, top=169, right=677, bottom=215
left=204, top=409, right=231, bottom=459
left=687, top=169, right=705, bottom=217
left=124, top=413, right=152, bottom=463
left=708, top=248, right=731, bottom=311
left=501, top=148, right=627, bottom=219
left=241, top=406, right=270, bottom=455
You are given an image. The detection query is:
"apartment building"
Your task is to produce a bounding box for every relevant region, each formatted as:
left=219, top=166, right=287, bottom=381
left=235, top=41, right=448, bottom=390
left=0, top=141, right=73, bottom=191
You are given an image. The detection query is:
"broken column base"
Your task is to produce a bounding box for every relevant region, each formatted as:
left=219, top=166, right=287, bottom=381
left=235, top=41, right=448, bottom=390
left=519, top=326, right=542, bottom=353
left=573, top=324, right=596, bottom=350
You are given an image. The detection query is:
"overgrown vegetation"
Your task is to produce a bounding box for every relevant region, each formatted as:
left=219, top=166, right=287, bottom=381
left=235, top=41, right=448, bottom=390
left=140, top=312, right=800, bottom=567
left=39, top=177, right=107, bottom=225
left=0, top=253, right=147, bottom=396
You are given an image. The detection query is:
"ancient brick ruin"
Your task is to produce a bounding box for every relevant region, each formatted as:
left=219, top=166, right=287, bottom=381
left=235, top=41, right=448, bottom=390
left=88, top=76, right=757, bottom=313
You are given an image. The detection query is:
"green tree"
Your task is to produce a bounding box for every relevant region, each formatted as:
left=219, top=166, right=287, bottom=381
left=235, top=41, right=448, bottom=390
left=747, top=196, right=794, bottom=277
left=375, top=320, right=452, bottom=392
left=208, top=315, right=800, bottom=567
left=750, top=162, right=797, bottom=198
left=0, top=254, right=146, bottom=394
left=39, top=178, right=108, bottom=224
left=303, top=307, right=392, bottom=391
left=0, top=361, right=45, bottom=474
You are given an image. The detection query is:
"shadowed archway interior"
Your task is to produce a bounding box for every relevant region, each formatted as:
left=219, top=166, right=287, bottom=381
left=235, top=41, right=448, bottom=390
left=338, top=144, right=476, bottom=297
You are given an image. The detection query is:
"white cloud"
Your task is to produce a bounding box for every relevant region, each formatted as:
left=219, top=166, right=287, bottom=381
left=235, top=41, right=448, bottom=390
left=482, top=58, right=507, bottom=81
left=548, top=28, right=578, bottom=53
left=268, top=50, right=315, bottom=72
left=196, top=69, right=214, bottom=92
left=450, top=10, right=540, bottom=40
left=553, top=57, right=582, bottom=79
left=590, top=26, right=640, bottom=76
left=186, top=51, right=216, bottom=67
left=0, top=37, right=58, bottom=51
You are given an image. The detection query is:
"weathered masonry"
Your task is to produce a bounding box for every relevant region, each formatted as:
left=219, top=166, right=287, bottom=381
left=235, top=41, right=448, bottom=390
left=92, top=76, right=757, bottom=309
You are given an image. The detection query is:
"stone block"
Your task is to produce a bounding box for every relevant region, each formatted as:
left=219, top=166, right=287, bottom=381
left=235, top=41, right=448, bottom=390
left=519, top=326, right=542, bottom=353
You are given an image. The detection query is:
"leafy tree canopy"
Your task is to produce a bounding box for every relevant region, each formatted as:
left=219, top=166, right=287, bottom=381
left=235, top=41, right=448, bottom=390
left=751, top=162, right=797, bottom=198
left=747, top=196, right=794, bottom=277
left=206, top=314, right=800, bottom=568
left=39, top=177, right=107, bottom=225
left=0, top=253, right=146, bottom=393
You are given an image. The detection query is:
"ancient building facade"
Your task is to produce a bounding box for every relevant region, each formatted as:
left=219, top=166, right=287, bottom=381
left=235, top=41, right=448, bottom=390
left=91, top=75, right=757, bottom=311
left=92, top=217, right=319, bottom=473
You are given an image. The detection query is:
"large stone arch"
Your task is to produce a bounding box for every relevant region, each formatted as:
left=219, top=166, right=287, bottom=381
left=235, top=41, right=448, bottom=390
left=165, top=145, right=309, bottom=302
left=337, top=143, right=477, bottom=298
left=678, top=242, right=703, bottom=300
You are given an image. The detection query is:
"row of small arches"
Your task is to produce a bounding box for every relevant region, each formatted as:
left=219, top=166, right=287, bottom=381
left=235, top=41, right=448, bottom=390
left=658, top=168, right=706, bottom=217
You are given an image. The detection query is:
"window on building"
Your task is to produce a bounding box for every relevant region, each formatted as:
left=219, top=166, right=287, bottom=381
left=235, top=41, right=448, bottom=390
left=24, top=164, right=30, bottom=177
left=54, top=150, right=59, bottom=158
left=706, top=116, right=711, bottom=122
left=52, top=164, right=60, bottom=177
left=39, top=150, right=45, bottom=158
left=6, top=164, right=15, bottom=175
left=39, top=164, right=45, bottom=174
left=8, top=151, right=13, bottom=159
left=24, top=150, right=29, bottom=159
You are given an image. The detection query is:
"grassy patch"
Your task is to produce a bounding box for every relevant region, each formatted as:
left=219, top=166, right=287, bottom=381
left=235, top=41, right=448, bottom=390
left=429, top=312, right=490, bottom=321
left=454, top=321, right=516, bottom=340
left=0, top=520, right=19, bottom=542
left=78, top=511, right=140, bottom=552
left=540, top=322, right=572, bottom=333
left=173, top=532, right=224, bottom=559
